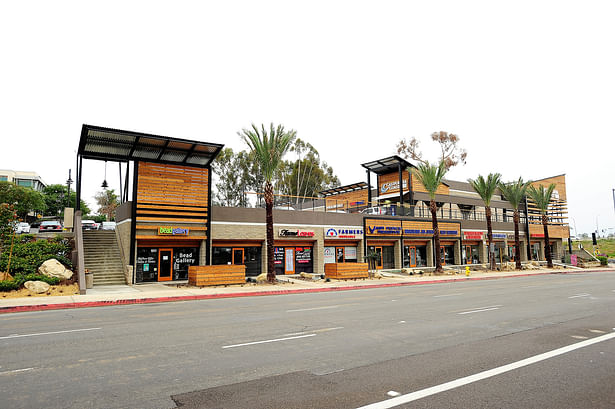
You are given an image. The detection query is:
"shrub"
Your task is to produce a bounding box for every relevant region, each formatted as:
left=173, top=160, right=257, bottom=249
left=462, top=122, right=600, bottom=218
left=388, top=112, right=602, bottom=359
left=0, top=235, right=72, bottom=276
left=596, top=256, right=608, bottom=266
left=0, top=280, right=20, bottom=291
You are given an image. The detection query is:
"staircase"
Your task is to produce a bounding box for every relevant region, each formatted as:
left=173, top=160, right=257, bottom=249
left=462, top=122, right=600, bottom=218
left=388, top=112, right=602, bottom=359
left=83, top=230, right=126, bottom=286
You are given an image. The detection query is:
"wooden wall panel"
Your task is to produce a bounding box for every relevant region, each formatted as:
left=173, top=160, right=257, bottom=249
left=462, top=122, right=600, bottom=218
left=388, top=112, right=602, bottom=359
left=325, top=189, right=368, bottom=210
left=377, top=171, right=410, bottom=196
left=411, top=173, right=449, bottom=195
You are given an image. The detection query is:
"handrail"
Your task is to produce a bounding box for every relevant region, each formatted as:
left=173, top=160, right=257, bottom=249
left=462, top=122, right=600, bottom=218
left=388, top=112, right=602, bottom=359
left=74, top=210, right=86, bottom=295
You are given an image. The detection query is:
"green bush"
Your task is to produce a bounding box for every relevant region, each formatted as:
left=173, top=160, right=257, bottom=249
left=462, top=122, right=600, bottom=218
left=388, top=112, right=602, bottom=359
left=0, top=235, right=72, bottom=276
left=0, top=280, right=20, bottom=291
left=596, top=256, right=608, bottom=266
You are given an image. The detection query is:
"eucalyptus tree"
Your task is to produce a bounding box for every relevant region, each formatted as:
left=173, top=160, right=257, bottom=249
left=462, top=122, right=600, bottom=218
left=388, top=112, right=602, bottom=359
left=240, top=123, right=296, bottom=283
left=499, top=178, right=530, bottom=270
left=411, top=161, right=448, bottom=274
left=527, top=183, right=556, bottom=268
left=468, top=173, right=502, bottom=270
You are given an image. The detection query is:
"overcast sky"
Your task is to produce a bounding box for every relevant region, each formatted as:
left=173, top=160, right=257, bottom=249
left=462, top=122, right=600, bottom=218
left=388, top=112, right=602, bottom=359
left=1, top=1, right=614, bottom=235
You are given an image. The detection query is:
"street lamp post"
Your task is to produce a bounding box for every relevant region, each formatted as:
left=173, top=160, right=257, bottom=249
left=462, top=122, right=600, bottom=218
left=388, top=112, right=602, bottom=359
left=66, top=169, right=73, bottom=208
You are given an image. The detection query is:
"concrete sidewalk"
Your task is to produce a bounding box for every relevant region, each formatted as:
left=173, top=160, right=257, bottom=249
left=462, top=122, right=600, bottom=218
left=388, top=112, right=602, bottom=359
left=1, top=267, right=613, bottom=314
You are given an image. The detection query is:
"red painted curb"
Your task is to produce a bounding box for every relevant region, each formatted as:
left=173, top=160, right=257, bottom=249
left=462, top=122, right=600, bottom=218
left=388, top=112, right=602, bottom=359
left=1, top=268, right=613, bottom=314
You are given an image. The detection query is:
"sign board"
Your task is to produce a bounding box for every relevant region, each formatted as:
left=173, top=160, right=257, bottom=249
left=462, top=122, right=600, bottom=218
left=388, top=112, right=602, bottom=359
left=531, top=233, right=545, bottom=238
left=324, top=247, right=336, bottom=264
left=158, top=227, right=189, bottom=236
left=365, top=219, right=402, bottom=237
left=344, top=246, right=357, bottom=260
left=570, top=254, right=577, bottom=266
left=402, top=220, right=460, bottom=238
left=463, top=231, right=484, bottom=240
left=278, top=229, right=315, bottom=238
left=325, top=226, right=364, bottom=240
left=493, top=233, right=506, bottom=239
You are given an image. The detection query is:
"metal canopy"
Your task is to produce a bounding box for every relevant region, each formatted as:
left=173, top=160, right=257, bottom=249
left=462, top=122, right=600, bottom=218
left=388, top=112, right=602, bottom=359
left=78, top=124, right=224, bottom=168
left=320, top=182, right=368, bottom=197
left=360, top=155, right=414, bottom=175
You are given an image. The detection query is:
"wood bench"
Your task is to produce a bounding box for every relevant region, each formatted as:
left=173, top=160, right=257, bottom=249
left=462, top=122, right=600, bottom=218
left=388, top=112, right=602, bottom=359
left=188, top=265, right=246, bottom=286
left=324, top=262, right=369, bottom=280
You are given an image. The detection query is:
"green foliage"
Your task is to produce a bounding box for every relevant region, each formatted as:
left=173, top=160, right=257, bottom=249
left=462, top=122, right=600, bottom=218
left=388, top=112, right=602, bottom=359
left=95, top=189, right=119, bottom=221
left=0, top=235, right=72, bottom=276
left=468, top=173, right=502, bottom=206
left=0, top=273, right=61, bottom=292
left=499, top=178, right=530, bottom=210
left=0, top=203, right=18, bottom=247
left=211, top=148, right=251, bottom=207
left=0, top=280, right=19, bottom=291
left=0, top=181, right=46, bottom=219
left=43, top=184, right=90, bottom=217
left=527, top=183, right=557, bottom=215
left=596, top=256, right=608, bottom=266
left=410, top=161, right=448, bottom=200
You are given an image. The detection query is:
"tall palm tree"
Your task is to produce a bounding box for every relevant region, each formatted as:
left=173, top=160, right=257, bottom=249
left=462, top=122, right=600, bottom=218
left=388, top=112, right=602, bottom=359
left=468, top=173, right=502, bottom=270
left=527, top=183, right=556, bottom=268
left=499, top=178, right=530, bottom=270
left=411, top=161, right=447, bottom=274
left=240, top=123, right=296, bottom=283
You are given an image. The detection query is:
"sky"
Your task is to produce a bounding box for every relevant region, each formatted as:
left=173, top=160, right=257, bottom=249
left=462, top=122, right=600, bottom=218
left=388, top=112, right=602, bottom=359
left=1, top=1, right=614, bottom=235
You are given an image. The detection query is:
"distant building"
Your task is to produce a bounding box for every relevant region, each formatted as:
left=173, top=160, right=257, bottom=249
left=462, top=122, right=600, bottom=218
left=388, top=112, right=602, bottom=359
left=0, top=170, right=47, bottom=191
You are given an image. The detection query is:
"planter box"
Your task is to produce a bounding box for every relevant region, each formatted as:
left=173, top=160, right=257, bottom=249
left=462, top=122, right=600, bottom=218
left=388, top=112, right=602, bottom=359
left=324, top=262, right=369, bottom=280
left=188, top=265, right=246, bottom=286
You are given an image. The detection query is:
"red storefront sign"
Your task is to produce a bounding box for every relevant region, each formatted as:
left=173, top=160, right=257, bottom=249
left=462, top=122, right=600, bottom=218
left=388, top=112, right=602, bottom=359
left=463, top=231, right=484, bottom=240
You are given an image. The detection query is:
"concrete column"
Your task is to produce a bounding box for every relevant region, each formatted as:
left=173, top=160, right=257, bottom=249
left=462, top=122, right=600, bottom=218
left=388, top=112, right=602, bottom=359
left=480, top=240, right=488, bottom=264
left=200, top=241, right=207, bottom=265
left=394, top=240, right=401, bottom=270
left=261, top=242, right=267, bottom=275
left=426, top=240, right=434, bottom=267
left=313, top=236, right=324, bottom=275
left=454, top=241, right=461, bottom=265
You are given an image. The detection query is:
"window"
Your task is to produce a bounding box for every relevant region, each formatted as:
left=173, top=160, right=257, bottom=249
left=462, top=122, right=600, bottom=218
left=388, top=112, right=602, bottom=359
left=0, top=176, right=7, bottom=182
left=16, top=179, right=33, bottom=187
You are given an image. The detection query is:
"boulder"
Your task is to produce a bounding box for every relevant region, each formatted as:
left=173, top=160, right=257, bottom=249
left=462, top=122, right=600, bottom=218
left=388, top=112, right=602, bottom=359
left=38, top=259, right=73, bottom=280
left=24, top=280, right=50, bottom=294
left=255, top=272, right=268, bottom=283
left=372, top=271, right=383, bottom=279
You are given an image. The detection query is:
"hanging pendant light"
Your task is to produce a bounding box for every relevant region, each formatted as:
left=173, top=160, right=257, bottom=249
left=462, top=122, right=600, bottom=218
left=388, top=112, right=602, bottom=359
left=101, top=161, right=108, bottom=188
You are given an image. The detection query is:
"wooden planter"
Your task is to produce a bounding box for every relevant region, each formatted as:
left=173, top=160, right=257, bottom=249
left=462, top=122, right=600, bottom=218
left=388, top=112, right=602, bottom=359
left=188, top=265, right=246, bottom=286
left=324, top=263, right=369, bottom=280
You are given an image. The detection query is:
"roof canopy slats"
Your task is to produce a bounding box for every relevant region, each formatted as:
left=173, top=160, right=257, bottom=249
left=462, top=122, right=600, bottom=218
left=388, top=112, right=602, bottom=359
left=320, top=182, right=368, bottom=197
left=360, top=155, right=415, bottom=175
left=78, top=124, right=224, bottom=168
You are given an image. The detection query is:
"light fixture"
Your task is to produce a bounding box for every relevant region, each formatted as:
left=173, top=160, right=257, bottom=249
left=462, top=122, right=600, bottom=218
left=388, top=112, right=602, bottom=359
left=101, top=161, right=108, bottom=189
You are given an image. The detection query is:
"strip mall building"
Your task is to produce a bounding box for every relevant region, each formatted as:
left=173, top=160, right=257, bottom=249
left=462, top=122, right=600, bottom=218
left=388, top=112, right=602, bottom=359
left=76, top=125, right=570, bottom=283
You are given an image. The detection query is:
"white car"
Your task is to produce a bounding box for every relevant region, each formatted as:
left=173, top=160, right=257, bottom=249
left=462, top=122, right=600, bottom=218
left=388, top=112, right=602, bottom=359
left=15, top=222, right=31, bottom=234
left=101, top=221, right=116, bottom=230
left=361, top=207, right=386, bottom=215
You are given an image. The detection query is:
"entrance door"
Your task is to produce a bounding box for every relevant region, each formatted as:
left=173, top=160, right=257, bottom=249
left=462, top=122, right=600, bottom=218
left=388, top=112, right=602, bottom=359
left=375, top=247, right=383, bottom=269
left=440, top=246, right=446, bottom=266
left=508, top=245, right=516, bottom=262
left=158, top=248, right=173, bottom=281
left=408, top=246, right=417, bottom=267
left=232, top=248, right=244, bottom=265
left=465, top=246, right=472, bottom=264
left=336, top=247, right=345, bottom=263
left=284, top=248, right=295, bottom=274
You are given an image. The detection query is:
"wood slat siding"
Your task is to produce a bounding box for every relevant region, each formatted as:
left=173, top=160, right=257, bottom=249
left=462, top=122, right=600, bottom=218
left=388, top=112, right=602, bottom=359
left=410, top=173, right=449, bottom=195
left=136, top=162, right=209, bottom=232
left=324, top=263, right=369, bottom=279
left=188, top=265, right=246, bottom=286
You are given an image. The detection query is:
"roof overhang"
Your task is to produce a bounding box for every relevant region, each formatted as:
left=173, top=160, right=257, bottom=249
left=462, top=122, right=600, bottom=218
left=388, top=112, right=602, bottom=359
left=77, top=124, right=224, bottom=168
left=320, top=182, right=368, bottom=197
left=361, top=155, right=415, bottom=175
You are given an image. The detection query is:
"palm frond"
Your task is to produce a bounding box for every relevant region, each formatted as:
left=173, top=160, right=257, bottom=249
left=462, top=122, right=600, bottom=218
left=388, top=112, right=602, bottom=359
left=410, top=161, right=447, bottom=200
left=468, top=173, right=502, bottom=206
left=239, top=123, right=297, bottom=183
left=499, top=177, right=530, bottom=210
left=527, top=183, right=556, bottom=215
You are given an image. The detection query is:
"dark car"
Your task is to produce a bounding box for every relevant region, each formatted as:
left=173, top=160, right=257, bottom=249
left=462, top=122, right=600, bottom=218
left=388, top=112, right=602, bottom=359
left=39, top=220, right=63, bottom=232
left=81, top=219, right=98, bottom=230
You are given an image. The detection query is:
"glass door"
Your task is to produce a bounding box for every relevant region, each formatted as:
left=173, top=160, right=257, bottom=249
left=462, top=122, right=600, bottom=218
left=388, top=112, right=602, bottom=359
left=158, top=248, right=173, bottom=281
left=284, top=248, right=295, bottom=274
left=232, top=248, right=244, bottom=265
left=375, top=247, right=383, bottom=269
left=408, top=246, right=417, bottom=267
left=336, top=247, right=345, bottom=263
left=440, top=246, right=446, bottom=266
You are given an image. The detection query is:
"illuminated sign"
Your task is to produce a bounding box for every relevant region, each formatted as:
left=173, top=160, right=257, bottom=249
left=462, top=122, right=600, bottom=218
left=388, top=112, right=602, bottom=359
left=325, top=227, right=364, bottom=239
left=158, top=227, right=189, bottom=236
left=380, top=180, right=408, bottom=194
left=278, top=229, right=315, bottom=237
left=463, top=231, right=484, bottom=240
left=493, top=233, right=507, bottom=239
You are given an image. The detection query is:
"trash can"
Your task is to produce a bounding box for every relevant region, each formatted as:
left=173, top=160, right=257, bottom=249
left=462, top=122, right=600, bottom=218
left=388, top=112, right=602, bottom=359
left=85, top=270, right=93, bottom=289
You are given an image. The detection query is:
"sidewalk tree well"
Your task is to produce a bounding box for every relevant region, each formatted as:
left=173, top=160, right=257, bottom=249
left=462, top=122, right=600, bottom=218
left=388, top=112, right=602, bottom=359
left=240, top=123, right=296, bottom=283
left=468, top=173, right=502, bottom=270
left=411, top=161, right=448, bottom=274
left=527, top=183, right=557, bottom=268
left=499, top=178, right=530, bottom=270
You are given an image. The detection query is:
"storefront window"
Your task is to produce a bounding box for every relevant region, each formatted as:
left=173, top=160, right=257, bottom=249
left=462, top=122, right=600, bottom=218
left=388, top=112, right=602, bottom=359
left=136, top=248, right=158, bottom=282
left=403, top=245, right=427, bottom=268
left=213, top=247, right=232, bottom=265
left=213, top=246, right=262, bottom=276
left=441, top=245, right=455, bottom=265
left=172, top=247, right=199, bottom=280
left=344, top=246, right=357, bottom=262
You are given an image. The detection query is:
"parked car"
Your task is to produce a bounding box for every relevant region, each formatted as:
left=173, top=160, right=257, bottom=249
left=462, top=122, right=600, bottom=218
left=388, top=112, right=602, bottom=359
left=361, top=206, right=386, bottom=215
left=15, top=222, right=30, bottom=234
left=39, top=220, right=63, bottom=232
left=81, top=219, right=98, bottom=230
left=101, top=221, right=116, bottom=231
left=30, top=220, right=41, bottom=229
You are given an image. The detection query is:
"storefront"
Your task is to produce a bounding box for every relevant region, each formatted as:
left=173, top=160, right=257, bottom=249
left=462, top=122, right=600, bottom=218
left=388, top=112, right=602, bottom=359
left=403, top=240, right=428, bottom=267
left=212, top=240, right=263, bottom=277
left=274, top=228, right=315, bottom=275
left=136, top=238, right=201, bottom=282
left=364, top=219, right=401, bottom=269
left=323, top=226, right=363, bottom=264
left=462, top=231, right=484, bottom=264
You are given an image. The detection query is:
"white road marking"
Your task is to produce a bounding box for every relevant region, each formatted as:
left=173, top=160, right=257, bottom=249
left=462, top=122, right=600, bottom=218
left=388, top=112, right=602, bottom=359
left=452, top=305, right=502, bottom=313
left=398, top=321, right=406, bottom=324
left=387, top=391, right=401, bottom=397
left=283, top=331, right=308, bottom=336
left=458, top=307, right=500, bottom=315
left=571, top=335, right=589, bottom=340
left=0, top=327, right=101, bottom=340
left=589, top=330, right=607, bottom=334
left=0, top=367, right=35, bottom=375
left=312, top=327, right=344, bottom=333
left=434, top=293, right=464, bottom=298
left=357, top=331, right=615, bottom=409
left=286, top=305, right=340, bottom=313
left=223, top=334, right=316, bottom=349
left=568, top=293, right=590, bottom=299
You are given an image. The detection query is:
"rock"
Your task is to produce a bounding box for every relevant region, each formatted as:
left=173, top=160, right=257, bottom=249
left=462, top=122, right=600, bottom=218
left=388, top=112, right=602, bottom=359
left=24, top=280, right=50, bottom=294
left=373, top=271, right=383, bottom=279
left=38, top=259, right=73, bottom=280
left=530, top=261, right=541, bottom=267
left=255, top=273, right=268, bottom=283
left=300, top=272, right=313, bottom=279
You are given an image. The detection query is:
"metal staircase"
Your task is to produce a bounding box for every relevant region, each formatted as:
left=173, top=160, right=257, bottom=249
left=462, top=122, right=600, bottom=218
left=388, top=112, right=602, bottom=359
left=83, top=230, right=126, bottom=286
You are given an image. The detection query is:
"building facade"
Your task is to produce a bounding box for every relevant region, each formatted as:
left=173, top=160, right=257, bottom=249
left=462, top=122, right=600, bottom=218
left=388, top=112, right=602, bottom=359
left=0, top=169, right=46, bottom=191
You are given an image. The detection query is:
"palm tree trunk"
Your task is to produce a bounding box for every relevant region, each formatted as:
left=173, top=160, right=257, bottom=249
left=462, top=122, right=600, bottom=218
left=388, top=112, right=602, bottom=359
left=542, top=214, right=553, bottom=268
left=486, top=206, right=496, bottom=270
left=513, top=210, right=522, bottom=270
left=431, top=200, right=443, bottom=274
left=265, top=181, right=275, bottom=283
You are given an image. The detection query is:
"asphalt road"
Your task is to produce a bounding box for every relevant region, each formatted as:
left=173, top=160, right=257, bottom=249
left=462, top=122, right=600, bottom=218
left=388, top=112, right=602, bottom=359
left=1, top=271, right=615, bottom=408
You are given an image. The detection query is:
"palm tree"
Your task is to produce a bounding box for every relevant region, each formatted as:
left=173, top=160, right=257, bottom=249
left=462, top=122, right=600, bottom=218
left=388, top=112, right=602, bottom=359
left=499, top=178, right=530, bottom=270
left=468, top=173, right=502, bottom=270
left=240, top=123, right=296, bottom=283
left=411, top=161, right=447, bottom=274
left=527, top=183, right=556, bottom=268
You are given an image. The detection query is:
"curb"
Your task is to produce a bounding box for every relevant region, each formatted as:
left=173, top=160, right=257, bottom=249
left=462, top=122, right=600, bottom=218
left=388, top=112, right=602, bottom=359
left=0, top=268, right=612, bottom=314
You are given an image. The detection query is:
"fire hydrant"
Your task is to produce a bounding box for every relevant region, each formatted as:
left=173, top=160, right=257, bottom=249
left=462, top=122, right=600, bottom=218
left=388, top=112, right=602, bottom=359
left=465, top=266, right=470, bottom=277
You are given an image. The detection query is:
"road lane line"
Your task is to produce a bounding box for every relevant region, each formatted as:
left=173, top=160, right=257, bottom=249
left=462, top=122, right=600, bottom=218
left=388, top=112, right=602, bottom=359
left=287, top=305, right=340, bottom=312
left=433, top=293, right=463, bottom=298
left=451, top=305, right=502, bottom=313
left=0, top=367, right=35, bottom=375
left=222, top=334, right=316, bottom=349
left=357, top=331, right=615, bottom=409
left=0, top=327, right=101, bottom=340
left=569, top=293, right=590, bottom=298
left=458, top=307, right=500, bottom=315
